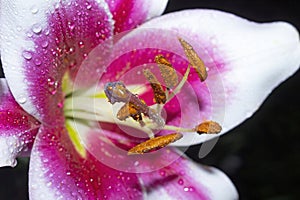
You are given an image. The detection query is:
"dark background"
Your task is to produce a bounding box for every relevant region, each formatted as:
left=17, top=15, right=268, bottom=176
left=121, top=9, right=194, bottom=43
left=0, top=0, right=299, bottom=199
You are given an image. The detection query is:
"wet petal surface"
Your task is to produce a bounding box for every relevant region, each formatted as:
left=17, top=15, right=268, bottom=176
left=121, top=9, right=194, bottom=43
left=105, top=0, right=168, bottom=33
left=0, top=79, right=40, bottom=167
left=0, top=0, right=114, bottom=125
left=29, top=124, right=143, bottom=200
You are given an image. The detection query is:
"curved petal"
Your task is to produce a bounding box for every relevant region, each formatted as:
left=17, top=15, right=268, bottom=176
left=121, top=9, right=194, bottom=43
left=79, top=121, right=237, bottom=199
left=105, top=0, right=169, bottom=33
left=138, top=150, right=238, bottom=200
left=0, top=0, right=114, bottom=125
left=99, top=9, right=300, bottom=145
left=81, top=123, right=238, bottom=199
left=0, top=79, right=40, bottom=167
left=29, top=125, right=143, bottom=200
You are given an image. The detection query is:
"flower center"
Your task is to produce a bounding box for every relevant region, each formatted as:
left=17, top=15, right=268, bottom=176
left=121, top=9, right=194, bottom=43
left=62, top=37, right=222, bottom=157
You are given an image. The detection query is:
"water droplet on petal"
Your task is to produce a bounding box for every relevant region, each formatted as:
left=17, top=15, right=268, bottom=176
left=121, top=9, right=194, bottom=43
left=71, top=191, right=77, bottom=197
left=134, top=161, right=139, bottom=166
left=17, top=95, right=27, bottom=104
left=30, top=6, right=39, bottom=14
left=41, top=40, right=49, bottom=48
left=54, top=2, right=60, bottom=9
left=46, top=181, right=52, bottom=187
left=159, top=170, right=166, bottom=176
left=47, top=77, right=59, bottom=95
left=178, top=179, right=184, bottom=185
left=34, top=58, right=42, bottom=66
left=26, top=31, right=33, bottom=38
left=68, top=22, right=75, bottom=31
left=32, top=23, right=42, bottom=34
left=57, top=102, right=63, bottom=108
left=31, top=183, right=38, bottom=189
left=86, top=4, right=92, bottom=10
left=16, top=26, right=22, bottom=32
left=44, top=28, right=50, bottom=36
left=22, top=51, right=32, bottom=60
left=78, top=41, right=84, bottom=48
left=11, top=159, right=17, bottom=167
left=69, top=60, right=77, bottom=69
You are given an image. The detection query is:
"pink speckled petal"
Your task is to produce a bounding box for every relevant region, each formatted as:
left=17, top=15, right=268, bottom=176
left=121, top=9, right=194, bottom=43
left=139, top=150, right=238, bottom=200
left=0, top=0, right=114, bottom=125
left=79, top=121, right=188, bottom=174
left=0, top=79, right=40, bottom=167
left=29, top=125, right=143, bottom=200
left=99, top=9, right=300, bottom=145
left=82, top=127, right=238, bottom=199
left=105, top=0, right=168, bottom=33
left=56, top=120, right=236, bottom=200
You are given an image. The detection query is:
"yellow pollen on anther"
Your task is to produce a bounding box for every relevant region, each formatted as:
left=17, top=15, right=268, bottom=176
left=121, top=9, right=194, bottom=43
left=178, top=37, right=208, bottom=82
left=143, top=69, right=167, bottom=104
left=128, top=133, right=183, bottom=155
left=155, top=54, right=178, bottom=89
left=117, top=102, right=145, bottom=126
left=195, top=121, right=222, bottom=134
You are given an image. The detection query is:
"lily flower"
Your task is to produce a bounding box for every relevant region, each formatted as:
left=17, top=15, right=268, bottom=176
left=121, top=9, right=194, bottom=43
left=0, top=0, right=299, bottom=199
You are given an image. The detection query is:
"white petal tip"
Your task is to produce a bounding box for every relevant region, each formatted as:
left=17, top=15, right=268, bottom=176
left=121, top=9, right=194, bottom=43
left=0, top=137, right=20, bottom=167
left=208, top=167, right=239, bottom=200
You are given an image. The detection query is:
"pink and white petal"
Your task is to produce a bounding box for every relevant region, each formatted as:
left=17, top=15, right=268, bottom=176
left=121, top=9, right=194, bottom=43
left=102, top=9, right=300, bottom=145
left=64, top=119, right=237, bottom=199
left=70, top=120, right=237, bottom=199
left=139, top=149, right=238, bottom=200
left=0, top=0, right=114, bottom=125
left=29, top=124, right=144, bottom=200
left=105, top=0, right=169, bottom=33
left=83, top=124, right=238, bottom=200
left=0, top=79, right=40, bottom=167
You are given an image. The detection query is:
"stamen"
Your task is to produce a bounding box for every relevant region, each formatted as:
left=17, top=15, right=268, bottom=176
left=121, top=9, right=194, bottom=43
left=167, top=65, right=191, bottom=102
left=143, top=69, right=166, bottom=104
left=155, top=54, right=178, bottom=89
left=128, top=133, right=183, bottom=155
left=117, top=102, right=145, bottom=126
left=195, top=121, right=222, bottom=134
left=162, top=124, right=194, bottom=132
left=178, top=37, right=208, bottom=82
